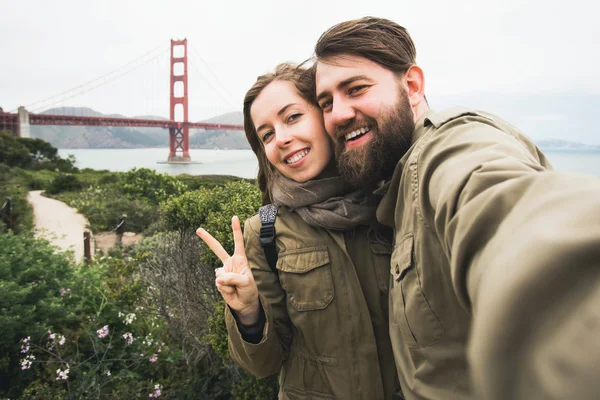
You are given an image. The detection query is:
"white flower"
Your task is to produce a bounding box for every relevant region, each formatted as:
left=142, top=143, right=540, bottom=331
left=56, top=367, right=69, bottom=380
left=96, top=325, right=109, bottom=339
left=122, top=332, right=134, bottom=345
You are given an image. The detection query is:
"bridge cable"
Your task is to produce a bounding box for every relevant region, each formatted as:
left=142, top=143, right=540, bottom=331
left=17, top=43, right=168, bottom=113
left=29, top=48, right=169, bottom=114
left=186, top=60, right=239, bottom=113
left=189, top=45, right=241, bottom=107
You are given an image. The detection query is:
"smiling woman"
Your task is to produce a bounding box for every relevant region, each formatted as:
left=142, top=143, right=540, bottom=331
left=250, top=79, right=332, bottom=183
left=195, top=63, right=403, bottom=399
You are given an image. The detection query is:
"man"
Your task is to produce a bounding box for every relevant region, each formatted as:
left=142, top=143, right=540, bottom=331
left=314, top=17, right=600, bottom=400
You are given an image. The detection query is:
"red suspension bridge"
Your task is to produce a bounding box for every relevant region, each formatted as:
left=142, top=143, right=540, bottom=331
left=0, top=39, right=243, bottom=162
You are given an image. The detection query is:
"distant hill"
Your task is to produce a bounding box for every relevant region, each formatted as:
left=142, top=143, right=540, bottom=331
left=536, top=139, right=600, bottom=151
left=30, top=107, right=247, bottom=149
left=29, top=93, right=600, bottom=150
left=430, top=92, right=600, bottom=145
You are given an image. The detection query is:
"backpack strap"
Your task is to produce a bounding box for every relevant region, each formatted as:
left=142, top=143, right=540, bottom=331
left=258, top=204, right=278, bottom=273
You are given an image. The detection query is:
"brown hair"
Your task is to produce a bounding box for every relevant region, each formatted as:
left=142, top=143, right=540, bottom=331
left=243, top=62, right=316, bottom=205
left=315, top=16, right=417, bottom=76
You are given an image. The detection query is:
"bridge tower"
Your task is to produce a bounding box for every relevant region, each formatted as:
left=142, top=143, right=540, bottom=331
left=168, top=39, right=190, bottom=162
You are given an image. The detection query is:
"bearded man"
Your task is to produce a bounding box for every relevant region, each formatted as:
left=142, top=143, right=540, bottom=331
left=314, top=16, right=600, bottom=400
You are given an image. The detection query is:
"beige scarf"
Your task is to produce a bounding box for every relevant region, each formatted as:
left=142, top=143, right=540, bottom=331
left=270, top=173, right=381, bottom=231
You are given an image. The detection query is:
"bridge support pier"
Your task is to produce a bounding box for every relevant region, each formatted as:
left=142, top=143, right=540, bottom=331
left=168, top=126, right=190, bottom=162
left=18, top=106, right=31, bottom=138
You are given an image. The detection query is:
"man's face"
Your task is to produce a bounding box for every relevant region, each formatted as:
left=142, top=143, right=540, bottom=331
left=315, top=55, right=415, bottom=186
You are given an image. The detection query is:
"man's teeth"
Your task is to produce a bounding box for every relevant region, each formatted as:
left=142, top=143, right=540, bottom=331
left=345, top=127, right=370, bottom=141
left=286, top=149, right=309, bottom=164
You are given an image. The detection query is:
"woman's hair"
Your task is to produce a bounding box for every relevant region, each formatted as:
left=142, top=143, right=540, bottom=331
left=243, top=62, right=316, bottom=205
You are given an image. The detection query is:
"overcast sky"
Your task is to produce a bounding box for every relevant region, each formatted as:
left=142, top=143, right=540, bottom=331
left=2, top=0, right=599, bottom=124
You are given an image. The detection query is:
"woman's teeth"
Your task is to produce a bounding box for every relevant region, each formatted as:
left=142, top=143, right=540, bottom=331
left=286, top=149, right=309, bottom=164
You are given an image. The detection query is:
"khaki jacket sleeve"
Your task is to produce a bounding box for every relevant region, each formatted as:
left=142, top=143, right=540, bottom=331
left=415, top=115, right=600, bottom=400
left=225, top=216, right=293, bottom=378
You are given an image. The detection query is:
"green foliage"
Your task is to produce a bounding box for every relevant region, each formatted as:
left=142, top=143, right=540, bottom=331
left=0, top=232, right=75, bottom=396
left=205, top=301, right=230, bottom=361
left=18, top=137, right=58, bottom=161
left=120, top=168, right=187, bottom=205
left=0, top=165, right=33, bottom=233
left=0, top=130, right=32, bottom=168
left=1, top=234, right=179, bottom=399
left=0, top=131, right=76, bottom=172
left=160, top=180, right=261, bottom=265
left=176, top=174, right=253, bottom=191
left=56, top=186, right=158, bottom=232
left=231, top=373, right=278, bottom=400
left=47, top=173, right=83, bottom=195
left=1, top=176, right=279, bottom=399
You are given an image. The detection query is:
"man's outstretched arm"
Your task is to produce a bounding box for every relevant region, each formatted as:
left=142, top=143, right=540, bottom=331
left=417, top=117, right=600, bottom=400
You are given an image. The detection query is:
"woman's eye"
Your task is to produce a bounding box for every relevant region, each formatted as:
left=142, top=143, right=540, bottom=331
left=261, top=131, right=274, bottom=142
left=287, top=113, right=302, bottom=123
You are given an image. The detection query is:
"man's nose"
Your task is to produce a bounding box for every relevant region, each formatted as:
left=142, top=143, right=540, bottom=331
left=330, top=98, right=356, bottom=129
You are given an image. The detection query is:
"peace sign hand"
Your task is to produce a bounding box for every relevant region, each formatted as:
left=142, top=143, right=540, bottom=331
left=196, top=216, right=260, bottom=325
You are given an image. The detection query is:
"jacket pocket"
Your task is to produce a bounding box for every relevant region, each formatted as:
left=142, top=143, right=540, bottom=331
left=277, top=246, right=334, bottom=312
left=368, top=228, right=393, bottom=295
left=390, top=234, right=444, bottom=348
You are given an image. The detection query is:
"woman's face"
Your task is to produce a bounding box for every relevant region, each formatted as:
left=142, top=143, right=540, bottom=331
left=250, top=80, right=333, bottom=183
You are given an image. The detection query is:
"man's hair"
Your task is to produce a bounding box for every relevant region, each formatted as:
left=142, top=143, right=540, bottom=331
left=314, top=16, right=417, bottom=75
left=243, top=62, right=316, bottom=205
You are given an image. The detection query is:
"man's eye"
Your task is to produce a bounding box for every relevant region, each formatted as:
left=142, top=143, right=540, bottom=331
left=319, top=99, right=332, bottom=111
left=287, top=113, right=302, bottom=123
left=349, top=85, right=367, bottom=95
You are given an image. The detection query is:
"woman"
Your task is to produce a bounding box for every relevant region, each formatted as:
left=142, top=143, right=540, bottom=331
left=196, top=63, right=401, bottom=399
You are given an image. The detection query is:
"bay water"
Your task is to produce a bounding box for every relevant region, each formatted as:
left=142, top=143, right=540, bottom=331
left=58, top=148, right=600, bottom=179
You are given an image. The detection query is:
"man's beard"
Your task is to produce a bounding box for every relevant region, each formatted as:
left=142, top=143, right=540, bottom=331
left=334, top=90, right=415, bottom=187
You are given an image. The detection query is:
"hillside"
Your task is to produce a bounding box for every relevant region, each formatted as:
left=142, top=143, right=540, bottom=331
left=28, top=93, right=600, bottom=150
left=30, top=107, right=247, bottom=149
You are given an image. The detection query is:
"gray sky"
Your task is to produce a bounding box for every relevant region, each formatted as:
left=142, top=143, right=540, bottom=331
left=2, top=0, right=599, bottom=124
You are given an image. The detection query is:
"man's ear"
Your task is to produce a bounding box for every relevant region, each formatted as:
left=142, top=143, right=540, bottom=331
left=404, top=65, right=426, bottom=108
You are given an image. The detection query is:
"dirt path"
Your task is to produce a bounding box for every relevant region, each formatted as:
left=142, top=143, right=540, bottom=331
left=27, top=190, right=92, bottom=264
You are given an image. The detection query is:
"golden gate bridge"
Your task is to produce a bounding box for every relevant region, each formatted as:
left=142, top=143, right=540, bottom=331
left=0, top=39, right=243, bottom=162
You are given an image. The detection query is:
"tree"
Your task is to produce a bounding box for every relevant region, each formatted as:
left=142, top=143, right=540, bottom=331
left=0, top=130, right=31, bottom=168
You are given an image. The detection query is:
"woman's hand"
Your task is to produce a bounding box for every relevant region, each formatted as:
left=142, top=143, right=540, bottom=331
left=196, top=216, right=260, bottom=325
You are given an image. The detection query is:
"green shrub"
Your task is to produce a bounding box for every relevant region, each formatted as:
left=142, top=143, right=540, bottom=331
left=47, top=173, right=83, bottom=195
left=56, top=186, right=159, bottom=233
left=0, top=165, right=33, bottom=233
left=160, top=180, right=261, bottom=265
left=120, top=168, right=187, bottom=205
left=0, top=232, right=75, bottom=397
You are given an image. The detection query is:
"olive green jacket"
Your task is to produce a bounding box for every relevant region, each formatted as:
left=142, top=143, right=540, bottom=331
left=225, top=209, right=402, bottom=399
left=378, top=107, right=600, bottom=400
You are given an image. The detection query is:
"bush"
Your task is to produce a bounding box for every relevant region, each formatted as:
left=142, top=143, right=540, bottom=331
left=0, top=165, right=33, bottom=233
left=160, top=180, right=261, bottom=265
left=120, top=168, right=187, bottom=205
left=1, top=233, right=181, bottom=399
left=47, top=173, right=83, bottom=195
left=0, top=131, right=32, bottom=168
left=56, top=186, right=159, bottom=233
left=0, top=232, right=75, bottom=397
